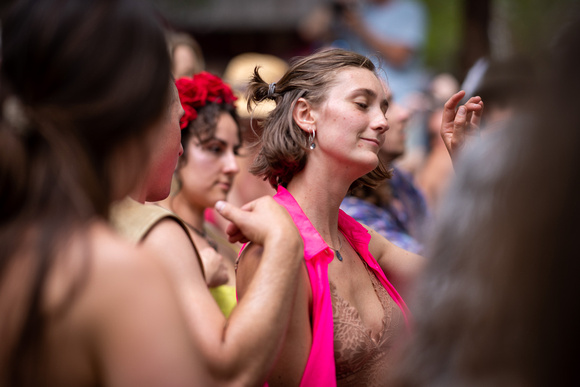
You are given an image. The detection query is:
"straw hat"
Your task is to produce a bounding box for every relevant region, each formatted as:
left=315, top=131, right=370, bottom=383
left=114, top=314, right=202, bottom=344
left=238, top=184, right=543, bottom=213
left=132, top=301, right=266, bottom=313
left=223, top=53, right=288, bottom=119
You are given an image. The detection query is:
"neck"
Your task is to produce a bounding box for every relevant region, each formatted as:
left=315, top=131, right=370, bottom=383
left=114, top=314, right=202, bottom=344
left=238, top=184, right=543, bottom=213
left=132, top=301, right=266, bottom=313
left=379, top=151, right=397, bottom=166
left=286, top=171, right=348, bottom=247
left=129, top=183, right=147, bottom=204
left=167, top=192, right=205, bottom=231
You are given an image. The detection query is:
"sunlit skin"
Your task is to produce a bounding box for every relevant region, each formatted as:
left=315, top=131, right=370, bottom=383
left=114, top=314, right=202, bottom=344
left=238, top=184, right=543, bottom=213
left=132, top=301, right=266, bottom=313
left=303, top=67, right=390, bottom=189
left=236, top=67, right=419, bottom=386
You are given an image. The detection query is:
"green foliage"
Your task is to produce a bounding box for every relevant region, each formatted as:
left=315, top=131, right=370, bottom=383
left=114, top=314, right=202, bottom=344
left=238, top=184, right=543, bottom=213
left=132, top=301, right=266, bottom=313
left=417, top=0, right=579, bottom=74
left=495, top=0, right=578, bottom=54
left=419, top=0, right=463, bottom=74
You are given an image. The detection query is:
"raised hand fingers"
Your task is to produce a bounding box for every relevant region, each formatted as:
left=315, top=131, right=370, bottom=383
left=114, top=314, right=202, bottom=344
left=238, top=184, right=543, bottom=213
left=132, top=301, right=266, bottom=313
left=471, top=100, right=484, bottom=128
left=454, top=105, right=468, bottom=134
left=463, top=98, right=483, bottom=135
left=441, top=91, right=485, bottom=163
left=442, top=90, right=466, bottom=127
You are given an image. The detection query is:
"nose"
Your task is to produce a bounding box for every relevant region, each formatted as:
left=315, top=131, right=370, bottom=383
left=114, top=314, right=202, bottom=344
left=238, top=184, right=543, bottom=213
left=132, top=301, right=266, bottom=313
left=371, top=108, right=389, bottom=133
left=222, top=150, right=240, bottom=175
left=178, top=143, right=184, bottom=157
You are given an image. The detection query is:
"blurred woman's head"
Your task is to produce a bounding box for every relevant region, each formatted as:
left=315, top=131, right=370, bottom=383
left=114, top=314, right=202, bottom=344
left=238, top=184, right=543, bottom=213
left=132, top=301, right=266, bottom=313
left=167, top=32, right=205, bottom=79
left=0, top=0, right=172, bottom=383
left=175, top=72, right=241, bottom=209
left=246, top=48, right=390, bottom=190
left=0, top=0, right=172, bottom=221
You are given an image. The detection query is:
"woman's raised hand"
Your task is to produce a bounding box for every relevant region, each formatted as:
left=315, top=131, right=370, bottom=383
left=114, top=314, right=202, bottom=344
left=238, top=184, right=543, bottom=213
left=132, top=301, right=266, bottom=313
left=441, top=90, right=484, bottom=163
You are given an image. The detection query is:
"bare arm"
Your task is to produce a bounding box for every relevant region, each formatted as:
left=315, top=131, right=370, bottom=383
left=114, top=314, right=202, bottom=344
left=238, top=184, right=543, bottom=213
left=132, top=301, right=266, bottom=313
left=142, top=197, right=304, bottom=386
left=364, top=225, right=425, bottom=298
left=236, top=243, right=312, bottom=387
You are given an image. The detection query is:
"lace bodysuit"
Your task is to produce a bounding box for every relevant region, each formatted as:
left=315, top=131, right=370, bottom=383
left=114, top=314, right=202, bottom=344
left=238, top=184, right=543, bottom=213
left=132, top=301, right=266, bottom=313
left=330, top=261, right=405, bottom=387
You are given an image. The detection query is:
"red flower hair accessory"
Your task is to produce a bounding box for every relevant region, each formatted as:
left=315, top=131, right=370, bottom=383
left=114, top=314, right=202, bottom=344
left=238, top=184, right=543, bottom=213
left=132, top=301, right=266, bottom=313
left=176, top=71, right=237, bottom=130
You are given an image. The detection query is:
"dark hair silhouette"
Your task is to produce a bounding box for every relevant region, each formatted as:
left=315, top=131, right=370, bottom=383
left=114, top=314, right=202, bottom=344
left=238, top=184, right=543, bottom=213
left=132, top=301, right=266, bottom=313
left=0, top=0, right=171, bottom=384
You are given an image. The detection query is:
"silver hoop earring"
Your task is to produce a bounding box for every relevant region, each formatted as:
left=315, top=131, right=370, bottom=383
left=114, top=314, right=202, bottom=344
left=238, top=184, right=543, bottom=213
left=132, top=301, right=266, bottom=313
left=309, top=129, right=316, bottom=150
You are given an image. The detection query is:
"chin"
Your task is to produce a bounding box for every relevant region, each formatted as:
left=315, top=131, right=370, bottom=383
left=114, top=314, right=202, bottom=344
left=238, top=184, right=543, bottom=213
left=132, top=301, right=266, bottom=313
left=146, top=190, right=171, bottom=203
left=355, top=156, right=380, bottom=177
left=210, top=191, right=228, bottom=205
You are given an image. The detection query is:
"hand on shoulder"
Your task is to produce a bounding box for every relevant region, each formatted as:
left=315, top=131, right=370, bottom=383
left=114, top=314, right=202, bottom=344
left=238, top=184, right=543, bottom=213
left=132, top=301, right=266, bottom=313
left=215, top=196, right=302, bottom=251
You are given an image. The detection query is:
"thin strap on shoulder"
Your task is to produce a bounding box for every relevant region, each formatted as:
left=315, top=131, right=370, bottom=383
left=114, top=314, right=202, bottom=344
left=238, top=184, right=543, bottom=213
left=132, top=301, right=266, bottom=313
left=141, top=204, right=206, bottom=281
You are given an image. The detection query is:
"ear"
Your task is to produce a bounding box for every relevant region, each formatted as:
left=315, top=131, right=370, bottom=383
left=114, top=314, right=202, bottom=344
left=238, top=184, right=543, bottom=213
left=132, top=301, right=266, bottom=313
left=293, top=97, right=316, bottom=133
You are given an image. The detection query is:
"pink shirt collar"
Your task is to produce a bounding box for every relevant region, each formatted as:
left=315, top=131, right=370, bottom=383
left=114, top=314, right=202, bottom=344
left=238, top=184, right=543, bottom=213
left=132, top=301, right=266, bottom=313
left=273, top=186, right=409, bottom=387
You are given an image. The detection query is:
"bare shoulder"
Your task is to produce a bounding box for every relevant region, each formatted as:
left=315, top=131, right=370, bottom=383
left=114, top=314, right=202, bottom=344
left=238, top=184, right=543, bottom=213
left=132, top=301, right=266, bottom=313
left=138, top=217, right=206, bottom=287
left=81, top=222, right=177, bottom=310
left=140, top=217, right=197, bottom=257
left=42, top=221, right=206, bottom=386
left=51, top=222, right=186, bottom=333
left=81, top=222, right=207, bottom=385
left=362, top=223, right=395, bottom=262
left=363, top=223, right=425, bottom=296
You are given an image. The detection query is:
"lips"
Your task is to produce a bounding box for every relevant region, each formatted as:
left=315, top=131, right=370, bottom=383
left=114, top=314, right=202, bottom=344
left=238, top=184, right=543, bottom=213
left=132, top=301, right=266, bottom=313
left=216, top=181, right=232, bottom=192
left=361, top=137, right=381, bottom=147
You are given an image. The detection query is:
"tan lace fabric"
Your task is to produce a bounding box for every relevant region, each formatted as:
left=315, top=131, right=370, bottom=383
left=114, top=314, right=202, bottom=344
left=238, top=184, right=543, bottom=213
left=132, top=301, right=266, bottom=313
left=330, top=262, right=405, bottom=387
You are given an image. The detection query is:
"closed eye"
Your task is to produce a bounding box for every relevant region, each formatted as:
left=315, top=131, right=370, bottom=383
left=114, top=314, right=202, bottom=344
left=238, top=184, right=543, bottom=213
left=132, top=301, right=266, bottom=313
left=199, top=138, right=227, bottom=155
left=205, top=144, right=225, bottom=154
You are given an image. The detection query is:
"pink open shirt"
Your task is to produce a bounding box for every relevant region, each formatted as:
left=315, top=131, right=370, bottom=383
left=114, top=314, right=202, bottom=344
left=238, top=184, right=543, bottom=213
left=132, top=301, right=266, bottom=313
left=273, top=186, right=410, bottom=387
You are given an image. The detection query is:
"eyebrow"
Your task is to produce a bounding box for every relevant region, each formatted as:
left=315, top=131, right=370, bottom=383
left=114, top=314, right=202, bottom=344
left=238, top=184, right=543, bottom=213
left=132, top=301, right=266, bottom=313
left=199, top=137, right=226, bottom=146
left=199, top=137, right=241, bottom=149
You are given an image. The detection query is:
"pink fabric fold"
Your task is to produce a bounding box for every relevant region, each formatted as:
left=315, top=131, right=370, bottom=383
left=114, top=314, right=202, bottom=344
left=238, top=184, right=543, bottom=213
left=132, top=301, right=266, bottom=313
left=273, top=186, right=410, bottom=387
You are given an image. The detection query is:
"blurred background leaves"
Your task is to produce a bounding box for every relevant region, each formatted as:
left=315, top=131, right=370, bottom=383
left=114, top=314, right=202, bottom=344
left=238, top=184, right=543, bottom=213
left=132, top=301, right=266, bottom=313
left=152, top=0, right=579, bottom=80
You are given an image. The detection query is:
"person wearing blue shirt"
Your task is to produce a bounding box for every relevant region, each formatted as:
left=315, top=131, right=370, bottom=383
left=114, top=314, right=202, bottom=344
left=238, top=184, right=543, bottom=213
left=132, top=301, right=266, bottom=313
left=332, top=0, right=428, bottom=106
